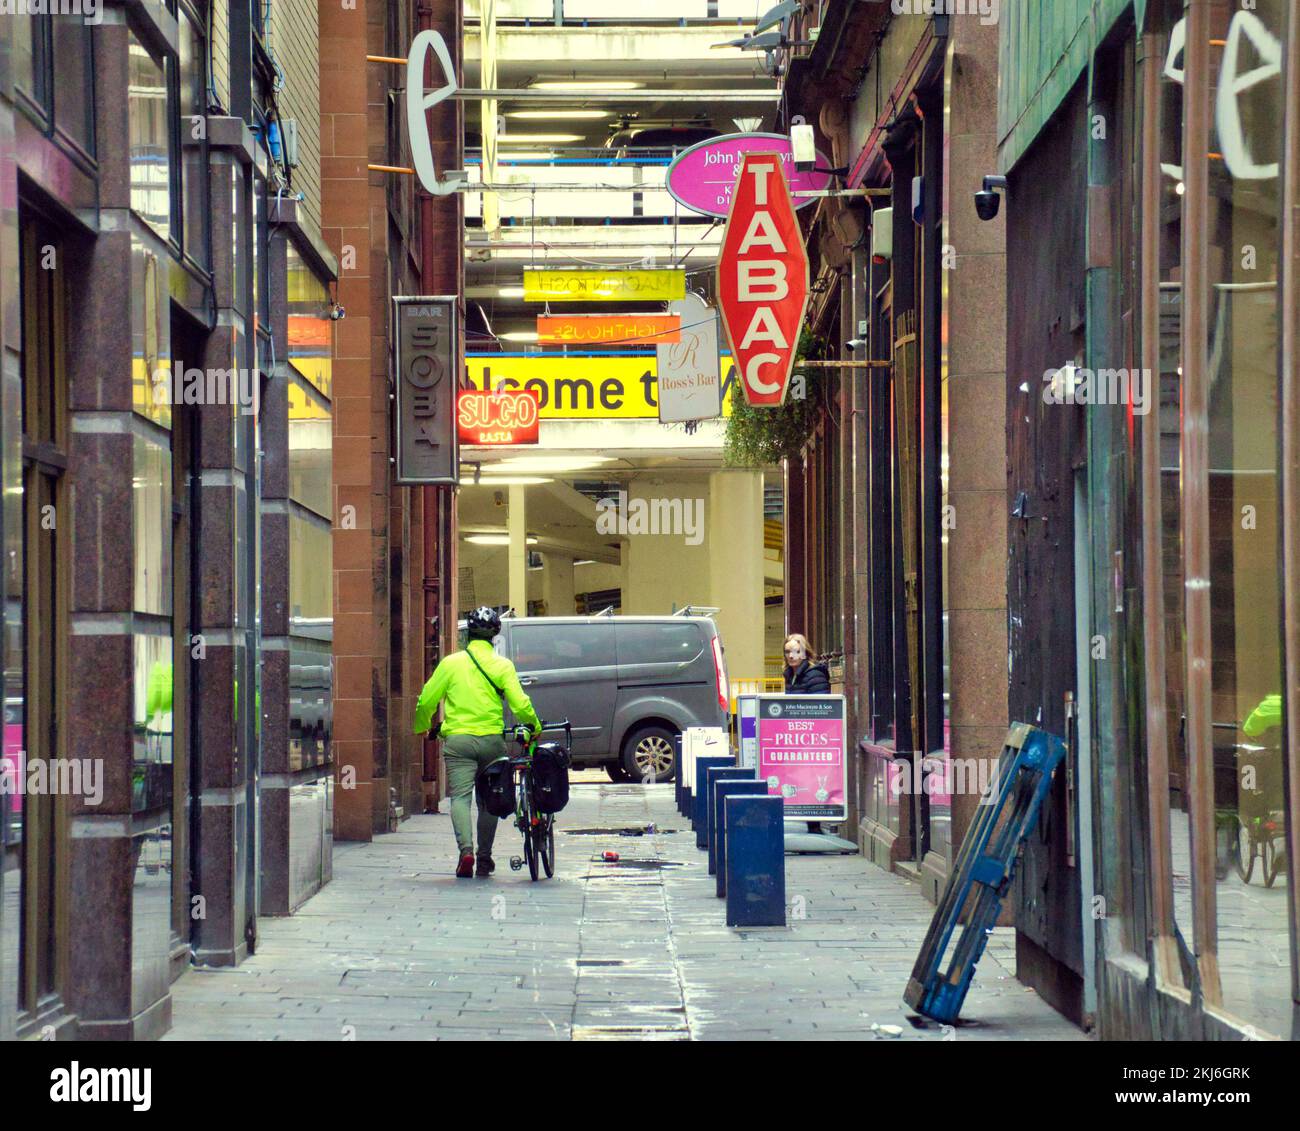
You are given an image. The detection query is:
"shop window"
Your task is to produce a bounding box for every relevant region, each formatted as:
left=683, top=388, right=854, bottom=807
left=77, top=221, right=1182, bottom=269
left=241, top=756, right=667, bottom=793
left=179, top=4, right=211, bottom=271
left=128, top=34, right=175, bottom=241
left=12, top=17, right=95, bottom=162
left=2, top=214, right=70, bottom=1022
left=1154, top=0, right=1292, bottom=1037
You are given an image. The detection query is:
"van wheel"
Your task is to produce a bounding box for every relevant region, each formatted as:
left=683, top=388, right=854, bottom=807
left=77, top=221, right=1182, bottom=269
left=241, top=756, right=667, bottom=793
left=622, top=725, right=677, bottom=784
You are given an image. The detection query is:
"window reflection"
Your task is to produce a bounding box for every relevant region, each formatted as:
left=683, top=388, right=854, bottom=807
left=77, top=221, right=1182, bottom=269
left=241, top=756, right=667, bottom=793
left=128, top=36, right=171, bottom=239
left=132, top=636, right=174, bottom=814
left=1202, top=0, right=1288, bottom=1037
left=133, top=436, right=173, bottom=618
left=286, top=245, right=333, bottom=398
left=53, top=17, right=94, bottom=154
left=288, top=380, right=331, bottom=519
left=289, top=515, right=332, bottom=634
left=179, top=11, right=208, bottom=267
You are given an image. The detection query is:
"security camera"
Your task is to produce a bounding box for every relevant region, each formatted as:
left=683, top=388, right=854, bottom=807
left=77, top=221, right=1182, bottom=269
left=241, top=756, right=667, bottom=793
left=846, top=338, right=867, bottom=351
left=974, top=174, right=1007, bottom=221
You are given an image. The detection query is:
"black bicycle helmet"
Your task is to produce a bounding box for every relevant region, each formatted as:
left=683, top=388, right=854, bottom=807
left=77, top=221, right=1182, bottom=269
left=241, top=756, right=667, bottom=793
left=466, top=606, right=502, bottom=640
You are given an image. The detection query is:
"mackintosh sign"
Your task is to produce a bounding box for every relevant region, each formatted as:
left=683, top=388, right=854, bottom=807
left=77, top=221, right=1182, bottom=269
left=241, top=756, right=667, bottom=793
left=716, top=153, right=809, bottom=408
left=523, top=268, right=685, bottom=303
left=394, top=296, right=458, bottom=484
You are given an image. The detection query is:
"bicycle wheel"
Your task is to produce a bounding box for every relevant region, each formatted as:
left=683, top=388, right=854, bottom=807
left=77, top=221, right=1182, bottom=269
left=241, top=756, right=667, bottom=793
left=1262, top=836, right=1282, bottom=888
left=1234, top=816, right=1255, bottom=884
left=539, top=815, right=555, bottom=878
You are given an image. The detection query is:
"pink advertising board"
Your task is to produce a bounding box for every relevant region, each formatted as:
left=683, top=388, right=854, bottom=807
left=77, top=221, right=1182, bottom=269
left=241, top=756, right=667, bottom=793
left=756, top=694, right=846, bottom=821
left=666, top=132, right=833, bottom=218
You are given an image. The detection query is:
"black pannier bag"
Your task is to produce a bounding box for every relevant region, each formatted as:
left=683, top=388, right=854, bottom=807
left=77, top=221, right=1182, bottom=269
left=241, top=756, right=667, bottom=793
left=531, top=742, right=570, bottom=814
left=476, top=757, right=516, bottom=818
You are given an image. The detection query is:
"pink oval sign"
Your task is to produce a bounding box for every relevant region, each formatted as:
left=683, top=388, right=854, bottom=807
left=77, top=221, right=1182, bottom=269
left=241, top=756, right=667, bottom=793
left=666, top=132, right=833, bottom=218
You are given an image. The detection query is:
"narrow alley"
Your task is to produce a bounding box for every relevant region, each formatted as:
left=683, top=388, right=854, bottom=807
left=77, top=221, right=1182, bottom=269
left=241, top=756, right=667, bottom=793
left=165, top=778, right=1078, bottom=1042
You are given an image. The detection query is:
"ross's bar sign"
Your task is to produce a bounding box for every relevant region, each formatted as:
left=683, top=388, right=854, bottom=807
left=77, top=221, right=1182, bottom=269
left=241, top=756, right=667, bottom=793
left=394, top=296, right=459, bottom=484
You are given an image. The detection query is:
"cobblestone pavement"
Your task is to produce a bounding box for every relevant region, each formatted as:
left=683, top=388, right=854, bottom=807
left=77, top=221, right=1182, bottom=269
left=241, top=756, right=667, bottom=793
left=165, top=779, right=1085, bottom=1041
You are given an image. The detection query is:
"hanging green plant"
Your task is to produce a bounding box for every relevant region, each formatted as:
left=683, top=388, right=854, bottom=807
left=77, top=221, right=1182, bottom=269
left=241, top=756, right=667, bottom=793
left=722, top=327, right=827, bottom=467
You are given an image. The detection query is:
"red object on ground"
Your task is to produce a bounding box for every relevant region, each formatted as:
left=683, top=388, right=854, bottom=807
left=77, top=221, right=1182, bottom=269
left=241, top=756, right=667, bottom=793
left=602, top=851, right=620, bottom=862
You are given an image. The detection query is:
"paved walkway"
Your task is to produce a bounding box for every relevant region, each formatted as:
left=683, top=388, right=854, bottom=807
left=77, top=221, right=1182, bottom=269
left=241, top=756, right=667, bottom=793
left=165, top=780, right=1084, bottom=1041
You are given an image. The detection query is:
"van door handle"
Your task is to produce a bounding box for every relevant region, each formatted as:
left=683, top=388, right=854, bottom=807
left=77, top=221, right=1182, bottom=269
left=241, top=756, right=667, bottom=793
left=520, top=677, right=537, bottom=686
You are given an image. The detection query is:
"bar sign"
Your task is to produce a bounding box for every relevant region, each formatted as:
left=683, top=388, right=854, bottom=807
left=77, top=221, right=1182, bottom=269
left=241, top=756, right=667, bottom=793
left=394, top=295, right=459, bottom=484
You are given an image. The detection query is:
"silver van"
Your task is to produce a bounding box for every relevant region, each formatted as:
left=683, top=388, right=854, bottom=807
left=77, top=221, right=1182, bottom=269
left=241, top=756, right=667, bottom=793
left=494, top=615, right=730, bottom=783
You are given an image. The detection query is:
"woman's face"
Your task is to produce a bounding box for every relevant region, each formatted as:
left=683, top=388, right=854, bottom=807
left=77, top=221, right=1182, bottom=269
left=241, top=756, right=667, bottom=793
left=784, top=639, right=806, bottom=666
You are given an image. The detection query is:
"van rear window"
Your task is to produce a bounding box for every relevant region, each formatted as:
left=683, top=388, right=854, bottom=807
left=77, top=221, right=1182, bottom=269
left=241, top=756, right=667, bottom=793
left=616, top=623, right=704, bottom=665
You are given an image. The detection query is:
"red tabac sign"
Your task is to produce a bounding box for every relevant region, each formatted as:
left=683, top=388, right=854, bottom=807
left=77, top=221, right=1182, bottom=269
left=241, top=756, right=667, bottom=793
left=716, top=152, right=809, bottom=408
left=457, top=388, right=540, bottom=445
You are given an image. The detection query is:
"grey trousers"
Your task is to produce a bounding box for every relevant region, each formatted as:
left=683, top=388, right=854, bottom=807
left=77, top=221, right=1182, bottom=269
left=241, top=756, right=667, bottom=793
left=443, top=733, right=509, bottom=859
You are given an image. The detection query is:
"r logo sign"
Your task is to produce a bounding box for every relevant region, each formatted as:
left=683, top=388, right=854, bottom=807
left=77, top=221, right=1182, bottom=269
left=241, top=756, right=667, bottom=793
left=716, top=153, right=810, bottom=407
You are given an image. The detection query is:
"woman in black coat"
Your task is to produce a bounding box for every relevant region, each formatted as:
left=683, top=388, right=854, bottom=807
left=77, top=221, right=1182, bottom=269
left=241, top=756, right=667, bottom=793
left=782, top=633, right=831, bottom=694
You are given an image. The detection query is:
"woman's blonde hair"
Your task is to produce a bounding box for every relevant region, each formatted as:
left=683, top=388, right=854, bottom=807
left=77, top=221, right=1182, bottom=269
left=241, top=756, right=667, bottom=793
left=783, top=633, right=814, bottom=661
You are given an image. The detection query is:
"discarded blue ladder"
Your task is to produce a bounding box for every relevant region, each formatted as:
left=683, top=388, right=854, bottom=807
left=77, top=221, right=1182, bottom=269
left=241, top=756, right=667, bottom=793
left=904, top=722, right=1067, bottom=1025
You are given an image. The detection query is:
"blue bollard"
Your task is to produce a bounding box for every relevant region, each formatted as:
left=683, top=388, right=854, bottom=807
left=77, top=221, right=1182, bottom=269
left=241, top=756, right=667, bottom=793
left=692, top=756, right=733, bottom=840
left=673, top=733, right=683, bottom=812
left=703, top=767, right=752, bottom=856
left=713, top=779, right=766, bottom=887
left=724, top=795, right=786, bottom=927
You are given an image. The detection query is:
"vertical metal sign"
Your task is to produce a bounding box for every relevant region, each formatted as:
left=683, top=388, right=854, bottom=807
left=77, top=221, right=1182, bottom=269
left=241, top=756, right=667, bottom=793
left=394, top=295, right=459, bottom=484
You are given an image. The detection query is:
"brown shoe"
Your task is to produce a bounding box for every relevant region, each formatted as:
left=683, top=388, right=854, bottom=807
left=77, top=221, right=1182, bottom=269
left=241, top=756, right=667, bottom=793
left=455, top=853, right=475, bottom=878
left=475, top=857, right=495, bottom=878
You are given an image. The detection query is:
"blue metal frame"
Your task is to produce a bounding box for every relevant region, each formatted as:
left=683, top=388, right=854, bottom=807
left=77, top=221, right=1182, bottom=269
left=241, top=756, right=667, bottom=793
left=904, top=723, right=1067, bottom=1024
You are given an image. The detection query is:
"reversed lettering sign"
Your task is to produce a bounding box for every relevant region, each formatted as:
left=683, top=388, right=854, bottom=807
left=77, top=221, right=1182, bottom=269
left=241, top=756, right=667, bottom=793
left=657, top=292, right=721, bottom=424
left=716, top=153, right=810, bottom=408
left=522, top=268, right=686, bottom=304
left=395, top=296, right=458, bottom=484
left=536, top=314, right=680, bottom=346
left=465, top=355, right=736, bottom=420
left=457, top=388, right=541, bottom=445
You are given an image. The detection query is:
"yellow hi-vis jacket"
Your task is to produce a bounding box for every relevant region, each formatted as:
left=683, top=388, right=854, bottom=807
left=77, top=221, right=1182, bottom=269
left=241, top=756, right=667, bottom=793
left=413, top=638, right=541, bottom=738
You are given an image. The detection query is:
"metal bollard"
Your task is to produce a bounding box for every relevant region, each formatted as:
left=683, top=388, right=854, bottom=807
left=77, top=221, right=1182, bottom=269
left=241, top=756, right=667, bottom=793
left=702, top=767, right=752, bottom=856
left=713, top=777, right=765, bottom=887
left=692, top=756, right=733, bottom=840
left=724, top=795, right=785, bottom=927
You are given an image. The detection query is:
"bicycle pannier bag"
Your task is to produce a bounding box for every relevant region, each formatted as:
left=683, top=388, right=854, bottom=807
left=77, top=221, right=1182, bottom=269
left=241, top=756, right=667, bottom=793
left=531, top=743, right=570, bottom=814
left=476, top=757, right=516, bottom=818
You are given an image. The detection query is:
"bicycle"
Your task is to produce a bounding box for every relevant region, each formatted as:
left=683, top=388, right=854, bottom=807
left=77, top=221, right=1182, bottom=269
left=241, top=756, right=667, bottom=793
left=502, top=718, right=572, bottom=881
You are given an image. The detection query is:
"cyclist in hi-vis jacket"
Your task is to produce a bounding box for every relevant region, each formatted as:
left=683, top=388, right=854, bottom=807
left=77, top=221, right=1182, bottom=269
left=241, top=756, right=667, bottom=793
left=413, top=607, right=541, bottom=878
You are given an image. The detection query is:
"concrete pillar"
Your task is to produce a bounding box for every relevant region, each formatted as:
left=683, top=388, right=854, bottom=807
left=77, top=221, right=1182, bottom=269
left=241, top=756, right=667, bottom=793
left=707, top=470, right=765, bottom=681
left=543, top=553, right=576, bottom=615
left=508, top=484, right=528, bottom=614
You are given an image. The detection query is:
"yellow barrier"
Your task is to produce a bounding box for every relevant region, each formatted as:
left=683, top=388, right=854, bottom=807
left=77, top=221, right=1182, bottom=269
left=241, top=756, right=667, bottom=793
left=729, top=677, right=785, bottom=714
